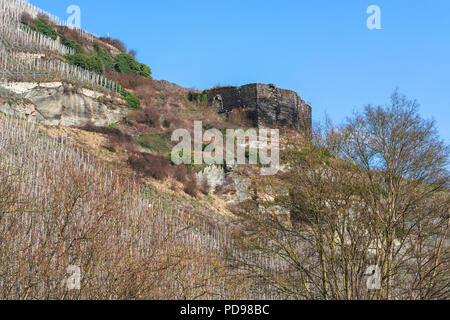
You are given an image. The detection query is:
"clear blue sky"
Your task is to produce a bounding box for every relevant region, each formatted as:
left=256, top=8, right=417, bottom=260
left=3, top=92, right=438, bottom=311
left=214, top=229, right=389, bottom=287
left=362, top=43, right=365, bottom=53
left=31, top=0, right=450, bottom=144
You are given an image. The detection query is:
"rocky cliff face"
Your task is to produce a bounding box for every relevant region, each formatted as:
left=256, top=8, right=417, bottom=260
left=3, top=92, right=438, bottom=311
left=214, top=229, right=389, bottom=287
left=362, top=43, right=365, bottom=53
left=0, top=82, right=127, bottom=127
left=207, top=83, right=312, bottom=135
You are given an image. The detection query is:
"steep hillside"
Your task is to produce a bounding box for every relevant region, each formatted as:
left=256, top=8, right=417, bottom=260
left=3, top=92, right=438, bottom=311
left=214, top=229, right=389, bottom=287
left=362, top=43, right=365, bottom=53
left=0, top=0, right=262, bottom=210
left=0, top=114, right=256, bottom=299
left=2, top=0, right=447, bottom=302
left=0, top=0, right=294, bottom=299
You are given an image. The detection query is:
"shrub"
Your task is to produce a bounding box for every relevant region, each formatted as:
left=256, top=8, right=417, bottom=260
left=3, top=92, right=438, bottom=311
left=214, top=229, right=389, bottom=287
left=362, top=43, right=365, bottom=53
left=36, top=13, right=52, bottom=25
left=115, top=53, right=135, bottom=74
left=124, top=93, right=141, bottom=110
left=81, top=121, right=125, bottom=136
left=183, top=176, right=198, bottom=197
left=99, top=37, right=127, bottom=52
left=115, top=53, right=152, bottom=78
left=173, top=165, right=188, bottom=183
left=20, top=12, right=33, bottom=26
left=104, top=71, right=152, bottom=90
left=139, top=64, right=152, bottom=78
left=127, top=109, right=160, bottom=127
left=87, top=56, right=104, bottom=74
left=64, top=54, right=104, bottom=74
left=127, top=152, right=172, bottom=180
left=199, top=179, right=210, bottom=195
left=161, top=116, right=171, bottom=128
left=188, top=91, right=208, bottom=104
left=30, top=19, right=58, bottom=40
left=119, top=88, right=141, bottom=110
left=62, top=39, right=84, bottom=54
left=94, top=44, right=115, bottom=71
left=58, top=26, right=90, bottom=47
left=128, top=49, right=137, bottom=57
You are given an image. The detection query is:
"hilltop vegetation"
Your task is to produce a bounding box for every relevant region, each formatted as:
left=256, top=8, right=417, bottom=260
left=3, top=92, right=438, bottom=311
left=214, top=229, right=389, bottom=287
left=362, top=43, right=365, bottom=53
left=20, top=11, right=152, bottom=79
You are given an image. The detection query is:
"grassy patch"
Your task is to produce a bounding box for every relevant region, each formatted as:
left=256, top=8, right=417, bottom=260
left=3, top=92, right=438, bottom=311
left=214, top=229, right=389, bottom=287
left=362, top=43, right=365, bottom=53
left=185, top=103, right=202, bottom=114
left=136, top=133, right=171, bottom=153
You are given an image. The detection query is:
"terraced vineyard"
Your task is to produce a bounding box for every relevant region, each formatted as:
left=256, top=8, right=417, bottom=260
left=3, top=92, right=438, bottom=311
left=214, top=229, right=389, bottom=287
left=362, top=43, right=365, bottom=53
left=0, top=0, right=119, bottom=92
left=0, top=111, right=294, bottom=299
left=0, top=115, right=234, bottom=299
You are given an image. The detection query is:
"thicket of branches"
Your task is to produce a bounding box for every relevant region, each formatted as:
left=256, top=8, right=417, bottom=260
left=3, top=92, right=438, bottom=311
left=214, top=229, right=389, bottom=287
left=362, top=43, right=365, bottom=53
left=231, top=92, right=449, bottom=300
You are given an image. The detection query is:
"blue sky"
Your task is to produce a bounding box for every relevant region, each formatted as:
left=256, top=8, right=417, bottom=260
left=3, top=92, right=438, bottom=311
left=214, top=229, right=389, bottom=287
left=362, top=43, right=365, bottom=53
left=31, top=0, right=450, bottom=144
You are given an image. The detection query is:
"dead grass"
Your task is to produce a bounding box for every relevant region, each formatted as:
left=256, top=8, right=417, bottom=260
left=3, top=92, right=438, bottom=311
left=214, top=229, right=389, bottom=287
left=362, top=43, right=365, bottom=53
left=57, top=25, right=91, bottom=48
left=128, top=152, right=172, bottom=180
left=99, top=37, right=127, bottom=52
left=105, top=71, right=153, bottom=90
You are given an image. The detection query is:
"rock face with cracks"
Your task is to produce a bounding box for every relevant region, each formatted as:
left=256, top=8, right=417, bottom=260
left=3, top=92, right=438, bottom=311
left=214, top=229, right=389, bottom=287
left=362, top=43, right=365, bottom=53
left=0, top=82, right=127, bottom=127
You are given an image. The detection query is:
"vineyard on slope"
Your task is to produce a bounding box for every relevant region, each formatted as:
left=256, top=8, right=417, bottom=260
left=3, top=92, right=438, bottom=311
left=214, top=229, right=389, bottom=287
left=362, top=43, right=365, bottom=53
left=0, top=0, right=300, bottom=300
left=0, top=0, right=120, bottom=92
left=0, top=114, right=294, bottom=299
left=0, top=114, right=243, bottom=299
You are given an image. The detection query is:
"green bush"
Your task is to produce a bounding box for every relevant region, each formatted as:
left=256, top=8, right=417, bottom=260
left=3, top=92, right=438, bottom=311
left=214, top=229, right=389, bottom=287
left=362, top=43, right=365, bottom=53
left=125, top=94, right=141, bottom=110
left=138, top=63, right=152, bottom=78
left=64, top=54, right=104, bottom=74
left=118, top=88, right=141, bottom=110
left=118, top=87, right=130, bottom=97
left=115, top=53, right=135, bottom=74
left=62, top=39, right=84, bottom=54
left=94, top=45, right=115, bottom=71
left=115, top=53, right=152, bottom=78
left=30, top=19, right=58, bottom=40
left=87, top=57, right=104, bottom=74
left=188, top=91, right=208, bottom=103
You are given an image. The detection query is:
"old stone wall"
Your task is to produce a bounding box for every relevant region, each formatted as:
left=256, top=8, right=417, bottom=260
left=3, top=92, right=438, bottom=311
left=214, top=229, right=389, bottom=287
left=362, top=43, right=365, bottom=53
left=207, top=83, right=312, bottom=135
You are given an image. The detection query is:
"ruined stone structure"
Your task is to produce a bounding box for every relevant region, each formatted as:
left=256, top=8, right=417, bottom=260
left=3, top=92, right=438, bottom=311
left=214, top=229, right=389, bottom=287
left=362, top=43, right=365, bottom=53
left=207, top=83, right=312, bottom=135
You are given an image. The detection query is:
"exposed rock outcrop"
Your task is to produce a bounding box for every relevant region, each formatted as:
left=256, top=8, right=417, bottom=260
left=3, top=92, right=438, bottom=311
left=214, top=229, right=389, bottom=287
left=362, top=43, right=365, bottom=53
left=197, top=165, right=226, bottom=193
left=207, top=83, right=312, bottom=135
left=0, top=82, right=127, bottom=127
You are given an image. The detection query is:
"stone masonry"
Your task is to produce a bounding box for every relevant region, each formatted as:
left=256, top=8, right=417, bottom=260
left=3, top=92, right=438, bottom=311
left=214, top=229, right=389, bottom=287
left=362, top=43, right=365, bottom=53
left=207, top=83, right=312, bottom=135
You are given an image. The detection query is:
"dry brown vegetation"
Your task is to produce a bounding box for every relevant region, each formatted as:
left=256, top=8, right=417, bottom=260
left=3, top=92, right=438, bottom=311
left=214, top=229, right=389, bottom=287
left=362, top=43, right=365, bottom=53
left=99, top=37, right=127, bottom=53
left=231, top=92, right=450, bottom=300
left=128, top=152, right=172, bottom=181
left=56, top=25, right=91, bottom=48
left=19, top=11, right=32, bottom=26
left=0, top=115, right=254, bottom=299
left=105, top=71, right=153, bottom=90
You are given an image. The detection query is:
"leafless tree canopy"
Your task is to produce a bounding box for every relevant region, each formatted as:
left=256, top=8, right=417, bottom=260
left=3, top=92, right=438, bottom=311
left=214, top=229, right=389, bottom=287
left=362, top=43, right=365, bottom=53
left=232, top=92, right=449, bottom=300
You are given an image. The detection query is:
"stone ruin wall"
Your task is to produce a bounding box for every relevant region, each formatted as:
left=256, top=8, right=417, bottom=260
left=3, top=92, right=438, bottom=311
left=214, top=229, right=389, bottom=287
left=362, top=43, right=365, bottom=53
left=207, top=83, right=312, bottom=136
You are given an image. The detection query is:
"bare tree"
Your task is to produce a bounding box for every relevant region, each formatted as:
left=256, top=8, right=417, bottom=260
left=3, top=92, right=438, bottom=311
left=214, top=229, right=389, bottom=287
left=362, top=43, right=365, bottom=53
left=231, top=91, right=449, bottom=300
